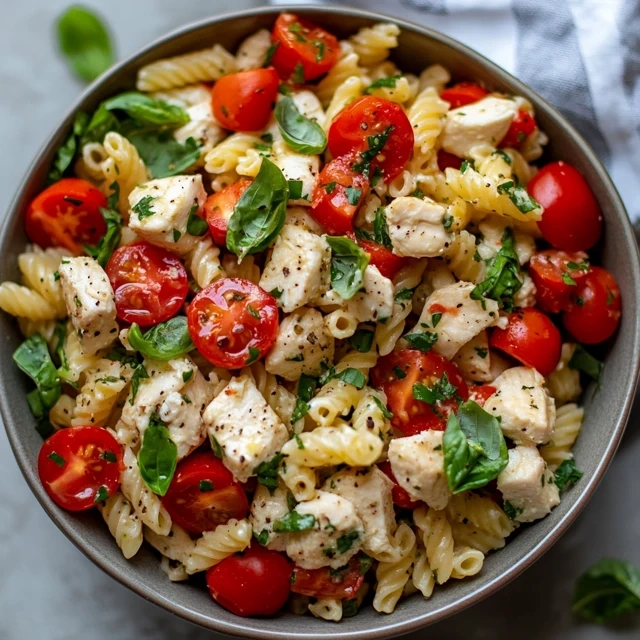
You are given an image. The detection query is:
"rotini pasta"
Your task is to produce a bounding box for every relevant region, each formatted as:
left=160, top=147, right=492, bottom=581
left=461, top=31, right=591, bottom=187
left=413, top=506, right=454, bottom=585
left=186, top=519, right=252, bottom=574
left=349, top=23, right=400, bottom=67
left=99, top=490, right=144, bottom=559
left=540, top=403, right=584, bottom=470
left=309, top=598, right=343, bottom=621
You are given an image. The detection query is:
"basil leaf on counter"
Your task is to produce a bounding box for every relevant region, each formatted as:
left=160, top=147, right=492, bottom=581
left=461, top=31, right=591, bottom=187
left=128, top=317, right=194, bottom=360
left=103, top=92, right=190, bottom=127
left=137, top=414, right=177, bottom=496
left=273, top=511, right=316, bottom=533
left=325, top=236, right=370, bottom=300
left=275, top=97, right=327, bottom=155
left=47, top=111, right=90, bottom=183
left=227, top=158, right=288, bottom=261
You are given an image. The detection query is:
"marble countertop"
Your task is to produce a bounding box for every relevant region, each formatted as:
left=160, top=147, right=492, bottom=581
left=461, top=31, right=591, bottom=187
left=1, top=1, right=639, bottom=638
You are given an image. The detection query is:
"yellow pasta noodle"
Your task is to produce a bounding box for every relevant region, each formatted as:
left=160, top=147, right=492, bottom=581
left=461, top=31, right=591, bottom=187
left=540, top=402, right=584, bottom=470
left=186, top=519, right=252, bottom=574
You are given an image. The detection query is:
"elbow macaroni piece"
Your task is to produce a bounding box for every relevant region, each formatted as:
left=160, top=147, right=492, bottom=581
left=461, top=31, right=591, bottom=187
left=309, top=598, right=343, bottom=621
left=280, top=461, right=317, bottom=502
left=324, top=309, right=359, bottom=340
left=451, top=546, right=484, bottom=579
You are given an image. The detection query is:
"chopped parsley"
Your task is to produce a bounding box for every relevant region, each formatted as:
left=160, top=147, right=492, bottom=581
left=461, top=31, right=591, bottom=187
left=132, top=195, right=156, bottom=219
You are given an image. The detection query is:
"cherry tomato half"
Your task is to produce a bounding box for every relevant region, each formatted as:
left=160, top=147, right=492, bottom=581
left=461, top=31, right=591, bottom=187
left=291, top=556, right=366, bottom=599
left=500, top=109, right=537, bottom=148
left=437, top=150, right=462, bottom=172
left=162, top=452, right=249, bottom=534
left=490, top=308, right=562, bottom=377
left=468, top=384, right=497, bottom=407
left=354, top=236, right=409, bottom=280
left=529, top=161, right=603, bottom=251
left=211, top=68, right=279, bottom=132
left=440, top=82, right=489, bottom=109
left=271, top=13, right=340, bottom=82
left=106, top=241, right=188, bottom=326
left=529, top=250, right=590, bottom=314
left=38, top=426, right=123, bottom=511
left=310, top=153, right=370, bottom=235
left=377, top=461, right=420, bottom=509
left=563, top=266, right=621, bottom=344
left=25, top=178, right=107, bottom=254
left=204, top=179, right=251, bottom=246
left=371, top=349, right=468, bottom=436
left=328, top=96, right=414, bottom=182
left=206, top=545, right=292, bottom=616
left=188, top=278, right=279, bottom=369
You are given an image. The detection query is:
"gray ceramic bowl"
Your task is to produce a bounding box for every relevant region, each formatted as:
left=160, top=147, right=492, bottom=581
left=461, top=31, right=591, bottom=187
left=2, top=5, right=639, bottom=639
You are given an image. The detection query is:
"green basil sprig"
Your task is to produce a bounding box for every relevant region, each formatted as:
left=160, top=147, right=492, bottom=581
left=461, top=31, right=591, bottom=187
left=128, top=317, right=194, bottom=360
left=138, top=414, right=177, bottom=495
left=273, top=511, right=316, bottom=533
left=103, top=92, right=190, bottom=127
left=275, top=97, right=327, bottom=155
left=554, top=459, right=583, bottom=492
left=569, top=345, right=603, bottom=388
left=325, top=236, right=370, bottom=300
left=227, top=159, right=289, bottom=261
left=84, top=182, right=122, bottom=267
left=254, top=452, right=285, bottom=494
left=443, top=400, right=508, bottom=493
left=47, top=111, right=90, bottom=184
left=497, top=180, right=541, bottom=214
left=291, top=374, right=318, bottom=424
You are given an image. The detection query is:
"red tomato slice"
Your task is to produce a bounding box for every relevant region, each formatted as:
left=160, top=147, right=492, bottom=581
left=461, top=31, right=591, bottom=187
left=529, top=250, right=590, bottom=313
left=529, top=161, right=603, bottom=251
left=563, top=266, right=621, bottom=344
left=291, top=556, right=366, bottom=599
left=490, top=308, right=562, bottom=376
left=440, top=82, right=489, bottom=108
left=38, top=426, right=122, bottom=512
left=371, top=349, right=469, bottom=436
left=204, top=179, right=252, bottom=246
left=310, top=154, right=370, bottom=235
left=271, top=13, right=340, bottom=82
left=206, top=545, right=292, bottom=616
left=188, top=278, right=279, bottom=369
left=437, top=150, right=462, bottom=172
left=25, top=178, right=108, bottom=254
left=328, top=96, right=414, bottom=182
left=211, top=68, right=279, bottom=132
left=355, top=236, right=409, bottom=279
left=377, top=461, right=420, bottom=509
left=500, top=109, right=537, bottom=148
left=106, top=241, right=188, bottom=326
left=468, top=384, right=497, bottom=407
left=162, top=452, right=249, bottom=534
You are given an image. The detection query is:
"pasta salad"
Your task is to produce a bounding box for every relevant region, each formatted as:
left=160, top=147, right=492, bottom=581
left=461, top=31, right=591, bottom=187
left=1, top=13, right=622, bottom=621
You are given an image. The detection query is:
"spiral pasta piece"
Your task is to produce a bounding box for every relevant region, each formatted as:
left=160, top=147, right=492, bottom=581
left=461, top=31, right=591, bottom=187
left=546, top=343, right=582, bottom=407
left=324, top=309, right=359, bottom=339
left=49, top=394, right=76, bottom=430
left=316, top=43, right=367, bottom=106
left=451, top=546, right=485, bottom=579
left=75, top=142, right=109, bottom=184
left=444, top=230, right=484, bottom=283
left=18, top=246, right=69, bottom=316
left=307, top=380, right=366, bottom=427
left=413, top=506, right=454, bottom=585
left=99, top=490, right=144, bottom=559
left=323, top=76, right=364, bottom=129
left=446, top=493, right=515, bottom=540
left=349, top=23, right=400, bottom=66
left=62, top=322, right=101, bottom=384
left=540, top=403, right=584, bottom=470
left=0, top=282, right=60, bottom=320
left=408, top=87, right=450, bottom=158
left=204, top=134, right=262, bottom=174
left=411, top=540, right=436, bottom=598
left=185, top=236, right=225, bottom=289
left=186, top=519, right=252, bottom=574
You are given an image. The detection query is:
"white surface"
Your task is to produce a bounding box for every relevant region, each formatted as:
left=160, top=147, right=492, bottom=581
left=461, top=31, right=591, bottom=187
left=1, top=1, right=640, bottom=639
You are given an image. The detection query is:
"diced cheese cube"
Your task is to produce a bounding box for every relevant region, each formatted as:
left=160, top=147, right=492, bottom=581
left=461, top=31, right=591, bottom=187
left=249, top=482, right=290, bottom=551
left=236, top=29, right=272, bottom=71
left=273, top=140, right=320, bottom=206
left=453, top=330, right=493, bottom=382
left=174, top=101, right=225, bottom=156
left=345, top=264, right=394, bottom=323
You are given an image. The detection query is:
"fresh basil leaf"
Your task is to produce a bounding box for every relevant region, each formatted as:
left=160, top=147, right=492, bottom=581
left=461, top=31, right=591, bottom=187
left=460, top=159, right=475, bottom=174
left=569, top=345, right=603, bottom=386
left=503, top=501, right=523, bottom=520
left=275, top=97, right=327, bottom=155
left=404, top=331, right=438, bottom=353
left=227, top=158, right=288, bottom=261
left=291, top=374, right=318, bottom=423
left=497, top=180, right=541, bottom=214
left=273, top=511, right=316, bottom=533
left=128, top=317, right=194, bottom=360
left=325, top=236, right=370, bottom=300
left=13, top=335, right=61, bottom=413
left=337, top=531, right=360, bottom=554
left=373, top=207, right=392, bottom=249
left=292, top=63, right=305, bottom=84
left=138, top=414, right=177, bottom=496
left=294, top=434, right=305, bottom=450
left=84, top=197, right=122, bottom=267
left=342, top=598, right=360, bottom=618
left=373, top=395, right=393, bottom=419
left=345, top=186, right=362, bottom=206
left=365, top=74, right=402, bottom=94
left=347, top=328, right=374, bottom=353
left=131, top=195, right=156, bottom=220
left=254, top=453, right=285, bottom=493
left=254, top=529, right=270, bottom=546
left=573, top=558, right=640, bottom=623
left=431, top=312, right=443, bottom=327
left=186, top=205, right=208, bottom=236
left=48, top=111, right=90, bottom=183
left=287, top=179, right=304, bottom=200
left=103, top=92, right=189, bottom=127
left=334, top=368, right=366, bottom=390
left=352, top=125, right=394, bottom=178
left=56, top=6, right=114, bottom=82
left=412, top=374, right=458, bottom=405
left=394, top=288, right=415, bottom=302
left=126, top=130, right=201, bottom=179
left=393, top=366, right=407, bottom=379
left=210, top=434, right=223, bottom=459
left=107, top=347, right=140, bottom=368
left=245, top=346, right=261, bottom=365
left=554, top=459, right=583, bottom=492
left=264, top=41, right=279, bottom=67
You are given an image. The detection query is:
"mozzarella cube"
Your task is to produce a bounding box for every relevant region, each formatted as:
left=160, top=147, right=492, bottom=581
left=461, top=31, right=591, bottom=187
left=388, top=430, right=451, bottom=510
left=59, top=257, right=119, bottom=355
left=484, top=366, right=556, bottom=445
left=265, top=308, right=335, bottom=381
left=285, top=491, right=364, bottom=570
left=128, top=175, right=207, bottom=255
left=497, top=445, right=560, bottom=523
left=513, top=273, right=537, bottom=309
left=273, top=140, right=320, bottom=206
left=259, top=224, right=331, bottom=313
left=323, top=467, right=397, bottom=560
left=345, top=264, right=394, bottom=323
left=285, top=206, right=325, bottom=234
left=249, top=482, right=290, bottom=551
left=174, top=101, right=225, bottom=156
left=414, top=281, right=499, bottom=360
left=203, top=375, right=289, bottom=482
left=236, top=29, right=272, bottom=71
left=442, top=96, right=517, bottom=157
left=385, top=196, right=451, bottom=258
left=453, top=330, right=493, bottom=382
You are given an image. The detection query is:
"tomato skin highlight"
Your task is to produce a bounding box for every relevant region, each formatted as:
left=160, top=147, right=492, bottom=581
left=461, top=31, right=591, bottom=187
left=162, top=452, right=249, bottom=534
left=271, top=14, right=340, bottom=82
left=25, top=178, right=108, bottom=254
left=204, top=179, right=251, bottom=246
left=529, top=161, right=603, bottom=251
left=206, top=545, right=292, bottom=616
left=500, top=109, right=537, bottom=148
left=291, top=556, right=365, bottom=599
left=38, top=426, right=123, bottom=512
left=490, top=308, right=562, bottom=377
left=188, top=278, right=279, bottom=369
left=328, top=96, right=414, bottom=182
left=563, top=266, right=621, bottom=344
left=211, top=68, right=279, bottom=132
left=377, top=461, right=420, bottom=509
left=440, top=82, right=489, bottom=108
left=106, top=241, right=189, bottom=326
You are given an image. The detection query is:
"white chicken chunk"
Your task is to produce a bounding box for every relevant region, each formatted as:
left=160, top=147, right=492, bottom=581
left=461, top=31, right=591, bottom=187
left=345, top=264, right=394, bottom=323
left=58, top=257, right=119, bottom=355
left=413, top=281, right=499, bottom=360
left=273, top=140, right=320, bottom=206
left=453, top=330, right=493, bottom=382
left=498, top=445, right=560, bottom=523
left=173, top=101, right=225, bottom=155
left=259, top=224, right=331, bottom=313
left=323, top=467, right=397, bottom=560
left=388, top=430, right=451, bottom=510
left=476, top=218, right=536, bottom=266
left=265, top=308, right=335, bottom=381
left=442, top=96, right=517, bottom=158
left=249, top=482, right=290, bottom=551
left=484, top=366, right=556, bottom=445
left=285, top=491, right=364, bottom=570
left=202, top=375, right=289, bottom=483
left=236, top=29, right=272, bottom=71
left=385, top=196, right=451, bottom=258
left=285, top=206, right=324, bottom=234
left=118, top=357, right=212, bottom=459
left=128, top=175, right=207, bottom=255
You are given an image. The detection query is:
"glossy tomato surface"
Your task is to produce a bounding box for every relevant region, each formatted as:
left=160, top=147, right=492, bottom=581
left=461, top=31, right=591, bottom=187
left=500, top=109, right=537, bottom=148
left=204, top=179, right=251, bottom=246
left=440, top=82, right=489, bottom=108
left=355, top=237, right=409, bottom=280
left=468, top=384, right=497, bottom=407
left=377, top=460, right=420, bottom=509
left=291, top=556, right=365, bottom=599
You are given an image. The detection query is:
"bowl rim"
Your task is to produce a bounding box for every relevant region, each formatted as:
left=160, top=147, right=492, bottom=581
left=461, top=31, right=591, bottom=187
left=2, top=4, right=640, bottom=639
